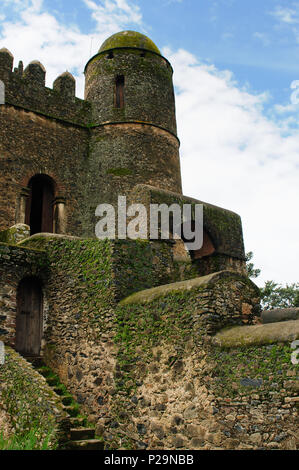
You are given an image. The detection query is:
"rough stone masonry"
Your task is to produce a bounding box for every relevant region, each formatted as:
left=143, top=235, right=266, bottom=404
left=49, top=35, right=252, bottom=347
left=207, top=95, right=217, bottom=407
left=0, top=31, right=297, bottom=450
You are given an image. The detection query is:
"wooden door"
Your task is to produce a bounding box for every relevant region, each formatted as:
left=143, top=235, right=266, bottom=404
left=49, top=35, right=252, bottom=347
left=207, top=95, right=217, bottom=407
left=15, top=278, right=43, bottom=356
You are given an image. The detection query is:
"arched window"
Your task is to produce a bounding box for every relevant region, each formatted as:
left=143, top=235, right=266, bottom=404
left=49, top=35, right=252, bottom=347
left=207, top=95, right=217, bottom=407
left=25, top=174, right=55, bottom=235
left=191, top=229, right=216, bottom=260
left=115, top=75, right=125, bottom=108
left=180, top=221, right=216, bottom=260
left=15, top=277, right=43, bottom=356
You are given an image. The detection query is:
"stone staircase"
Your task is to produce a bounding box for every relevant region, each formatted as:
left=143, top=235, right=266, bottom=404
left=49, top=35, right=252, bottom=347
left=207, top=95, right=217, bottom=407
left=26, top=356, right=104, bottom=450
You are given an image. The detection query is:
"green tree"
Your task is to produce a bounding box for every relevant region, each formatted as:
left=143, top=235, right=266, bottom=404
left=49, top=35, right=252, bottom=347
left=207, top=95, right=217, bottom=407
left=245, top=252, right=299, bottom=309
left=245, top=251, right=261, bottom=279
left=260, top=281, right=299, bottom=310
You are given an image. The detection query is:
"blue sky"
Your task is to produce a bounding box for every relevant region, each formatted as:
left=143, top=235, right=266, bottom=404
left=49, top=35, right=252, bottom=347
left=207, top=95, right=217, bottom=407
left=0, top=0, right=298, bottom=285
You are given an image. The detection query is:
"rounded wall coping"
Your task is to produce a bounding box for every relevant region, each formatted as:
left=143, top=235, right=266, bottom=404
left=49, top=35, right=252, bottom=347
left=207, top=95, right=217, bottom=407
left=17, top=232, right=81, bottom=246
left=262, top=308, right=299, bottom=324
left=84, top=47, right=173, bottom=74
left=91, top=120, right=179, bottom=143
left=98, top=31, right=161, bottom=55
left=119, top=270, right=257, bottom=305
left=212, top=319, right=299, bottom=348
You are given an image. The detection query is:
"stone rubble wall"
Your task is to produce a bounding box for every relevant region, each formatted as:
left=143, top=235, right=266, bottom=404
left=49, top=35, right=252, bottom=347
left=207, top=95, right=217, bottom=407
left=0, top=242, right=47, bottom=346
left=99, top=275, right=298, bottom=450
left=0, top=347, right=68, bottom=448
left=1, top=235, right=297, bottom=451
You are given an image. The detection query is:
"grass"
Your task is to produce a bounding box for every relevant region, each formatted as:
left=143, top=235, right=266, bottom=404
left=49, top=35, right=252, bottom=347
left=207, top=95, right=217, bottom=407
left=0, top=427, right=55, bottom=450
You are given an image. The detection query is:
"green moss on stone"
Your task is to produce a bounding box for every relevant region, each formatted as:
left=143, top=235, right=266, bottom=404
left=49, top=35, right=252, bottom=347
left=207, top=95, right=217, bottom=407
left=107, top=168, right=133, bottom=176
left=212, top=320, right=299, bottom=348
left=98, top=31, right=161, bottom=55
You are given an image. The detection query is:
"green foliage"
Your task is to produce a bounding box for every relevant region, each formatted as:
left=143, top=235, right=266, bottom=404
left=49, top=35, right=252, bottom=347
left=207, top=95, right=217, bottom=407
left=0, top=427, right=55, bottom=451
left=246, top=251, right=298, bottom=309
left=245, top=251, right=261, bottom=279
left=260, top=281, right=299, bottom=310
left=0, top=349, right=64, bottom=449
left=211, top=343, right=298, bottom=399
left=107, top=168, right=133, bottom=176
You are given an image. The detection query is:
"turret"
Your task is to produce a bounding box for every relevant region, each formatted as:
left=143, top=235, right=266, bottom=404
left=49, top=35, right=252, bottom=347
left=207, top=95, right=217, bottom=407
left=0, top=48, right=13, bottom=80
left=83, top=31, right=182, bottom=212
left=23, top=60, right=46, bottom=86
left=53, top=71, right=75, bottom=100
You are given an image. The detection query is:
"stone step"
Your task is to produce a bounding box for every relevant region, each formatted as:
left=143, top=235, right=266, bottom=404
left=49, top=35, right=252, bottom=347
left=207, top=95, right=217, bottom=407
left=23, top=356, right=44, bottom=368
left=36, top=367, right=52, bottom=377
left=62, top=395, right=73, bottom=406
left=70, top=428, right=95, bottom=440
left=53, top=386, right=65, bottom=396
left=69, top=417, right=86, bottom=427
left=65, top=439, right=104, bottom=450
left=63, top=405, right=80, bottom=417
left=47, top=376, right=60, bottom=386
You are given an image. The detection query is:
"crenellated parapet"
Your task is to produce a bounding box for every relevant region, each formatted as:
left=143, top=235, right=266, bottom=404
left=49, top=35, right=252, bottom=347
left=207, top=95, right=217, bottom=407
left=0, top=48, right=91, bottom=126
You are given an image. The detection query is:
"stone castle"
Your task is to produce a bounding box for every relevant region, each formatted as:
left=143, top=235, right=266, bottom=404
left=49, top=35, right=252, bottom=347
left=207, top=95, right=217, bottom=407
left=0, top=31, right=298, bottom=450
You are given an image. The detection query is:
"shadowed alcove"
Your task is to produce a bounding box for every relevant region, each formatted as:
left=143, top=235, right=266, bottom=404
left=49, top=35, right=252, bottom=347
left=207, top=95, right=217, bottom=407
left=25, top=174, right=55, bottom=235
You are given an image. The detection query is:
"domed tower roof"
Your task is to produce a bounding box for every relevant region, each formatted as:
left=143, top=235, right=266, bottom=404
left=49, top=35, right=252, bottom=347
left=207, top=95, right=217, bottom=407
left=98, top=30, right=161, bottom=55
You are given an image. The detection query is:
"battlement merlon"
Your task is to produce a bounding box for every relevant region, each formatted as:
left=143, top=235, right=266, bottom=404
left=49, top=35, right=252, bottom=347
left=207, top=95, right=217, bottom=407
left=0, top=48, right=91, bottom=126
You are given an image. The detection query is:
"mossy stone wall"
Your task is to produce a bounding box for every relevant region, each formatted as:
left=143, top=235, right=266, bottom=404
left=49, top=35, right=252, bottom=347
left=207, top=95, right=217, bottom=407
left=0, top=347, right=68, bottom=448
left=0, top=242, right=47, bottom=345
left=95, top=274, right=298, bottom=451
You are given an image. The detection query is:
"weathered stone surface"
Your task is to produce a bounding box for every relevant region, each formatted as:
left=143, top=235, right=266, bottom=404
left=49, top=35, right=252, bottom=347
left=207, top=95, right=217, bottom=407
left=0, top=347, right=68, bottom=448
left=213, top=320, right=299, bottom=348
left=262, top=308, right=299, bottom=324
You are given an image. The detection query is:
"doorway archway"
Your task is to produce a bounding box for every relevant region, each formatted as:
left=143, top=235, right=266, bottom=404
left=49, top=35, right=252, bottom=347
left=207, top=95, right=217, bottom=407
left=15, top=277, right=43, bottom=356
left=25, top=174, right=55, bottom=235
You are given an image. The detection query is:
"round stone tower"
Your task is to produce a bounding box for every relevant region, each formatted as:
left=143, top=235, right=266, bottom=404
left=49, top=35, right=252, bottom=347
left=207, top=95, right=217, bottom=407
left=84, top=30, right=182, bottom=215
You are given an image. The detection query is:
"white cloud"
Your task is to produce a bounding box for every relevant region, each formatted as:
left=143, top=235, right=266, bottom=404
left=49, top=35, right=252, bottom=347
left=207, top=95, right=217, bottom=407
left=165, top=48, right=299, bottom=285
left=83, top=0, right=142, bottom=33
left=271, top=4, right=299, bottom=24
left=0, top=0, right=142, bottom=96
left=0, top=1, right=298, bottom=285
left=253, top=32, right=270, bottom=46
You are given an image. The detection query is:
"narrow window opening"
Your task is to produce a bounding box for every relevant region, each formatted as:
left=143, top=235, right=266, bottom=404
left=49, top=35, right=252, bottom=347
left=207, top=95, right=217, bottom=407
left=107, top=51, right=114, bottom=59
left=115, top=75, right=125, bottom=109
left=140, top=51, right=146, bottom=58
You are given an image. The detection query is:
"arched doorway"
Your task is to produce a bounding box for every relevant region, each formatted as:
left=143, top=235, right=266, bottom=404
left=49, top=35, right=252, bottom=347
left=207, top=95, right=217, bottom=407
left=15, top=277, right=43, bottom=356
left=25, top=175, right=55, bottom=235
left=190, top=229, right=216, bottom=260
left=180, top=220, right=216, bottom=261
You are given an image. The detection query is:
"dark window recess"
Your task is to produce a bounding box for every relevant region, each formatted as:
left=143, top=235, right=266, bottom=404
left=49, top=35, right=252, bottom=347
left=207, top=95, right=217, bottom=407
left=107, top=51, right=114, bottom=59
left=115, top=75, right=125, bottom=108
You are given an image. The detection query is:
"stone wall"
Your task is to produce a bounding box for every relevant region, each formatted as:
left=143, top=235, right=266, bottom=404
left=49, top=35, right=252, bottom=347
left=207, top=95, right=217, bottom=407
left=0, top=105, right=90, bottom=236
left=85, top=47, right=177, bottom=133
left=2, top=235, right=297, bottom=451
left=23, top=236, right=192, bottom=421
left=0, top=242, right=47, bottom=346
left=0, top=347, right=68, bottom=448
left=96, top=275, right=298, bottom=450
left=129, top=184, right=247, bottom=274
left=0, top=49, right=90, bottom=125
